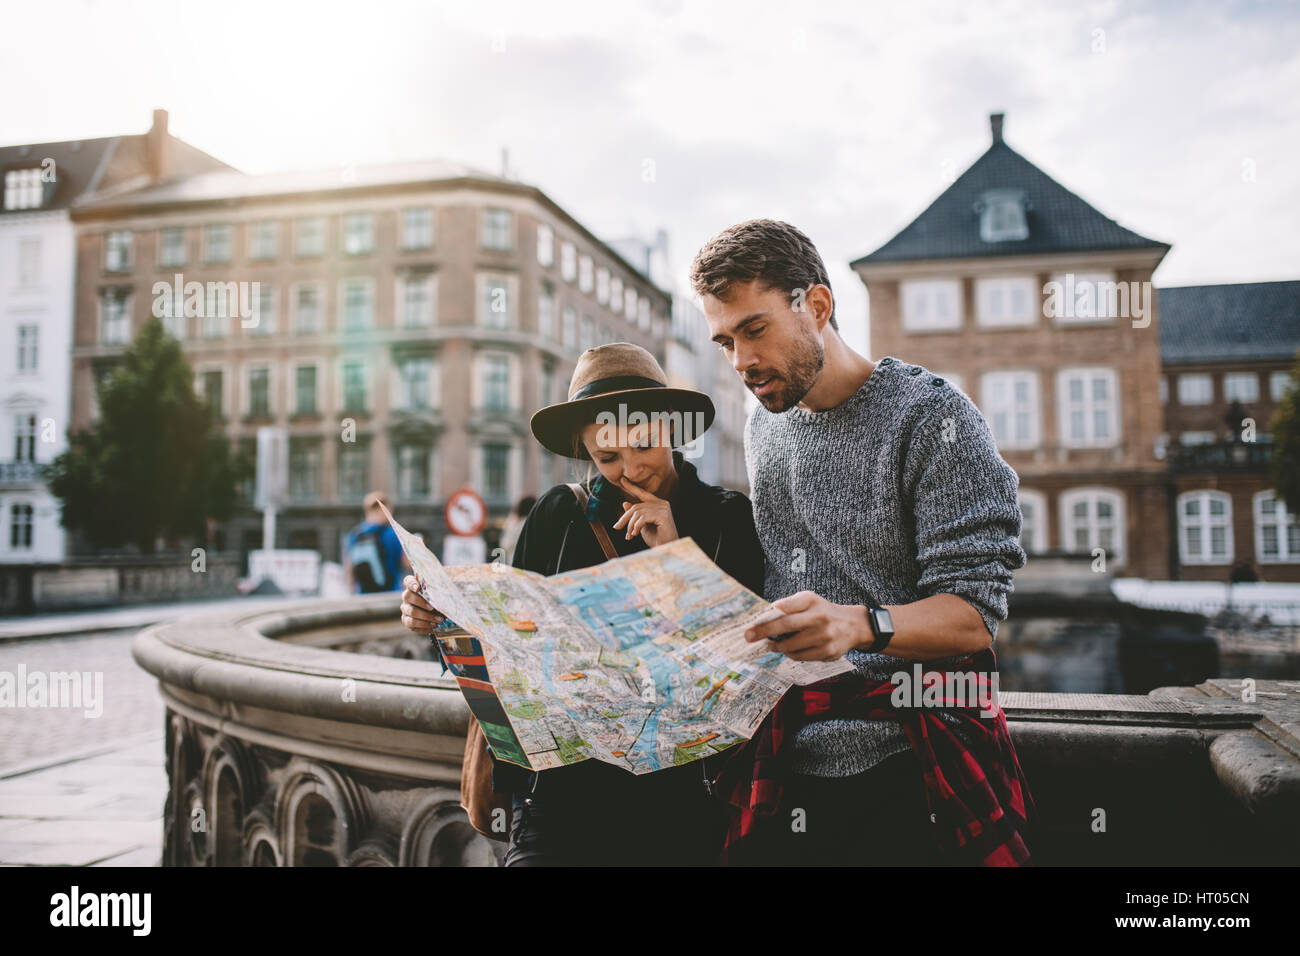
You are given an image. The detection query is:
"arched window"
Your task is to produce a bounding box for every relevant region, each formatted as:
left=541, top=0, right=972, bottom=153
left=1059, top=487, right=1125, bottom=567
left=1177, top=490, right=1233, bottom=565
left=1017, top=489, right=1048, bottom=554
left=1254, top=491, right=1300, bottom=564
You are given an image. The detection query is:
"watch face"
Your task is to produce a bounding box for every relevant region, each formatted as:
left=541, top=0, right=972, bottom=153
left=872, top=607, right=895, bottom=636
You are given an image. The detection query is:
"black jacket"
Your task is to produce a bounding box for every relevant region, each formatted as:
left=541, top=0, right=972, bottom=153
left=510, top=449, right=765, bottom=595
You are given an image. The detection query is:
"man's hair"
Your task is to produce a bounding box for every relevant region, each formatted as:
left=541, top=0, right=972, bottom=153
left=363, top=491, right=389, bottom=513
left=689, top=219, right=837, bottom=331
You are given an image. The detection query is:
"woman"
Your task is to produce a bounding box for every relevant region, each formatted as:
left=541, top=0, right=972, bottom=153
left=400, top=342, right=765, bottom=865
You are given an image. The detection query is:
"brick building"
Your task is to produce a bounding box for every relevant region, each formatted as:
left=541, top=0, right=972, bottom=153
left=66, top=115, right=695, bottom=564
left=851, top=113, right=1300, bottom=582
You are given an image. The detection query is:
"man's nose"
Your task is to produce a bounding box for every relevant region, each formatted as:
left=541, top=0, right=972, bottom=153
left=731, top=341, right=758, bottom=374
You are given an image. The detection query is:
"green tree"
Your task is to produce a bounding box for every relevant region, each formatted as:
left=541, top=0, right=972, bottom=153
left=1269, top=350, right=1300, bottom=514
left=48, top=317, right=251, bottom=553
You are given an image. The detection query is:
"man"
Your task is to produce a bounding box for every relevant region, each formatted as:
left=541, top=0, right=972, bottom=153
left=690, top=219, right=1035, bottom=866
left=343, top=491, right=407, bottom=594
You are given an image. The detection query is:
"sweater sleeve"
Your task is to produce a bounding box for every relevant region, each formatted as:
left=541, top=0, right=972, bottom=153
left=902, top=389, right=1027, bottom=641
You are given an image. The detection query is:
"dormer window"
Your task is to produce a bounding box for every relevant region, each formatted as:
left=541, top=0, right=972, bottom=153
left=4, top=168, right=44, bottom=210
left=975, top=188, right=1029, bottom=242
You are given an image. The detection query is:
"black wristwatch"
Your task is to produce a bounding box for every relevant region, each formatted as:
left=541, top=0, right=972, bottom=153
left=864, top=604, right=895, bottom=654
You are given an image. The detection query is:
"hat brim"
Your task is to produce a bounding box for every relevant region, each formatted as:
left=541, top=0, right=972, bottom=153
left=530, top=387, right=716, bottom=460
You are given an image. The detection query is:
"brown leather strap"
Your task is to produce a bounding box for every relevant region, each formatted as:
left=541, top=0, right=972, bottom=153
left=567, top=482, right=620, bottom=561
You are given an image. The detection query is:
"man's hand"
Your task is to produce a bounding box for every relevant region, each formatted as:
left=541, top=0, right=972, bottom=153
left=743, top=591, right=868, bottom=662
left=610, top=475, right=679, bottom=548
left=400, top=574, right=446, bottom=635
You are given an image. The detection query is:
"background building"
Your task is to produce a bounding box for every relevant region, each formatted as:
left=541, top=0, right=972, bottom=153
left=0, top=111, right=229, bottom=564
left=852, top=113, right=1300, bottom=582
left=68, top=121, right=684, bottom=566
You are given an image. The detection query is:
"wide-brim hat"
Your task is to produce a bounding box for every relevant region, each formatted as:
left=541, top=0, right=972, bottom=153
left=530, top=342, right=716, bottom=460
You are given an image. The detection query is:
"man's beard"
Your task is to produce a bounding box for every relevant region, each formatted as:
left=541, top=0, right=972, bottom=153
left=745, top=329, right=825, bottom=412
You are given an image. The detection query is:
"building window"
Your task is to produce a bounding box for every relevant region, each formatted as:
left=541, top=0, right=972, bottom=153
left=296, top=217, right=325, bottom=257
left=599, top=323, right=611, bottom=346
left=9, top=503, right=34, bottom=550
left=1046, top=271, right=1120, bottom=324
left=16, top=325, right=38, bottom=373
left=159, top=227, right=186, bottom=267
left=100, top=290, right=131, bottom=344
left=340, top=278, right=373, bottom=331
left=975, top=188, right=1029, bottom=242
left=1178, top=490, right=1233, bottom=565
left=483, top=354, right=510, bottom=412
left=4, top=169, right=43, bottom=210
left=1060, top=488, right=1126, bottom=566
left=295, top=365, right=317, bottom=415
left=248, top=367, right=271, bottom=418
left=580, top=314, right=594, bottom=352
left=1017, top=489, right=1048, bottom=554
left=203, top=286, right=231, bottom=338
left=481, top=275, right=511, bottom=329
left=397, top=357, right=433, bottom=410
left=901, top=279, right=962, bottom=332
left=402, top=207, right=434, bottom=250
left=579, top=255, right=594, bottom=294
left=624, top=288, right=638, bottom=324
left=342, top=361, right=368, bottom=412
left=537, top=223, right=554, bottom=267
left=203, top=224, right=232, bottom=264
left=201, top=370, right=224, bottom=420
left=105, top=231, right=133, bottom=272
left=980, top=371, right=1040, bottom=449
left=975, top=276, right=1036, bottom=327
left=1058, top=368, right=1119, bottom=448
left=338, top=443, right=369, bottom=500
left=1177, top=373, right=1213, bottom=405
left=1223, top=372, right=1259, bottom=403
left=342, top=213, right=374, bottom=255
left=562, top=306, right=576, bottom=349
left=540, top=360, right=555, bottom=409
left=1255, top=491, right=1300, bottom=564
left=17, top=237, right=40, bottom=288
left=397, top=445, right=431, bottom=499
left=248, top=285, right=275, bottom=336
left=1180, top=431, right=1215, bottom=446
left=1270, top=371, right=1292, bottom=402
left=289, top=440, right=321, bottom=502
left=401, top=274, right=433, bottom=328
left=249, top=221, right=278, bottom=260
left=294, top=284, right=322, bottom=333
left=482, top=208, right=512, bottom=251
left=538, top=287, right=554, bottom=338
left=158, top=284, right=187, bottom=338
left=14, top=414, right=37, bottom=462
left=638, top=298, right=650, bottom=331
left=596, top=267, right=610, bottom=305
left=561, top=242, right=577, bottom=282
left=483, top=443, right=510, bottom=502
left=610, top=276, right=623, bottom=314
left=1159, top=376, right=1169, bottom=404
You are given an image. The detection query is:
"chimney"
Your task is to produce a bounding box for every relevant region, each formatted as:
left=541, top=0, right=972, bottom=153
left=990, top=112, right=1005, bottom=145
left=147, top=109, right=172, bottom=182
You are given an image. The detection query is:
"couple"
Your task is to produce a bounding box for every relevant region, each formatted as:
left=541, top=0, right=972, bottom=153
left=401, top=218, right=1037, bottom=867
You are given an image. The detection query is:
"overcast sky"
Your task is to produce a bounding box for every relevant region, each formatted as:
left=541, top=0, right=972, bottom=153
left=4, top=0, right=1297, bottom=353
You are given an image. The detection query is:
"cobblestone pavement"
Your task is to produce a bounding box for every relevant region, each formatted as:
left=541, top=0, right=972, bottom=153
left=0, top=629, right=165, bottom=771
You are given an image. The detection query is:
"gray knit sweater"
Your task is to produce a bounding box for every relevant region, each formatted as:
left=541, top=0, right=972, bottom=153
left=745, top=355, right=1027, bottom=777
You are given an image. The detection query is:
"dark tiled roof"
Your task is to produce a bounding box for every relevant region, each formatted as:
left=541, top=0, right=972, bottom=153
left=0, top=136, right=121, bottom=212
left=1158, top=281, right=1300, bottom=365
left=852, top=140, right=1169, bottom=265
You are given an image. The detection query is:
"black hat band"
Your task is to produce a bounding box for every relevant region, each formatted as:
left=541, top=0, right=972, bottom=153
left=567, top=375, right=667, bottom=402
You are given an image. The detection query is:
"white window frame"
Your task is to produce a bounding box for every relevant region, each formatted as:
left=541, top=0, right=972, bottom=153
left=249, top=220, right=279, bottom=260
left=194, top=363, right=229, bottom=421
left=538, top=288, right=554, bottom=338
left=16, top=324, right=39, bottom=374
left=104, top=231, right=133, bottom=272
left=561, top=242, right=577, bottom=282
left=292, top=281, right=325, bottom=334
left=249, top=284, right=277, bottom=336
left=4, top=168, right=43, bottom=210
left=1223, top=372, right=1259, bottom=403
left=477, top=272, right=516, bottom=329
left=244, top=362, right=275, bottom=419
left=562, top=305, right=576, bottom=350
left=482, top=207, right=513, bottom=251
left=1057, top=367, right=1121, bottom=448
left=979, top=370, right=1041, bottom=450
left=338, top=277, right=375, bottom=332
left=579, top=255, right=594, bottom=294
left=1017, top=489, right=1048, bottom=554
left=392, top=355, right=440, bottom=412
left=158, top=226, right=186, bottom=267
left=342, top=212, right=374, bottom=255
left=900, top=278, right=962, bottom=332
left=1177, top=373, right=1213, bottom=405
left=536, top=223, right=554, bottom=267
left=975, top=276, right=1037, bottom=328
left=1177, top=490, right=1234, bottom=566
left=296, top=217, right=326, bottom=257
left=1269, top=371, right=1292, bottom=402
left=401, top=207, right=435, bottom=250
left=1046, top=271, right=1120, bottom=325
left=1059, top=487, right=1126, bottom=567
left=338, top=356, right=371, bottom=413
left=99, top=289, right=132, bottom=345
left=610, top=276, right=623, bottom=314
left=1254, top=491, right=1300, bottom=564
left=398, top=273, right=435, bottom=329
left=471, top=350, right=521, bottom=414
left=596, top=267, right=610, bottom=305
left=293, top=362, right=319, bottom=416
left=203, top=224, right=232, bottom=264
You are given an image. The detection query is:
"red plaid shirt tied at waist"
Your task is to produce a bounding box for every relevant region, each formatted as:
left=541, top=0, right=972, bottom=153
left=710, top=646, right=1037, bottom=866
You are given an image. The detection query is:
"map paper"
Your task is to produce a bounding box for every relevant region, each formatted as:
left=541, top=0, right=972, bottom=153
left=378, top=502, right=853, bottom=775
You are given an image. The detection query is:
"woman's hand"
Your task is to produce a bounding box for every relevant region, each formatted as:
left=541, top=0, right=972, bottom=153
left=400, top=574, right=446, bottom=635
left=611, top=475, right=679, bottom=548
